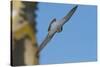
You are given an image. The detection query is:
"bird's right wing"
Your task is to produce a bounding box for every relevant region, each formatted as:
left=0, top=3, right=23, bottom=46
left=38, top=32, right=56, bottom=53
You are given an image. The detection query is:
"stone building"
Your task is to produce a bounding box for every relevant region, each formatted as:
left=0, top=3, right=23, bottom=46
left=11, top=0, right=38, bottom=66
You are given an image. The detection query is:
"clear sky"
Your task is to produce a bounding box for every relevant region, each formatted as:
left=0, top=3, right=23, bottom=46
left=36, top=2, right=97, bottom=64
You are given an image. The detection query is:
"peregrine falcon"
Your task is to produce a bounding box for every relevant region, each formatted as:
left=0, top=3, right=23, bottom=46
left=38, top=5, right=78, bottom=53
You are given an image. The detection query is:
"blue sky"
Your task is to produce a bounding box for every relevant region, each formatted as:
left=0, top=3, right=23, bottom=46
left=36, top=2, right=97, bottom=64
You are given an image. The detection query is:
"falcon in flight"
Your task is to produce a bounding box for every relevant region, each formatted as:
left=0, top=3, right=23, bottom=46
left=38, top=5, right=78, bottom=53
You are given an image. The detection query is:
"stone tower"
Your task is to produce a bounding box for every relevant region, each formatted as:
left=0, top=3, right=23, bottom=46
left=11, top=0, right=39, bottom=66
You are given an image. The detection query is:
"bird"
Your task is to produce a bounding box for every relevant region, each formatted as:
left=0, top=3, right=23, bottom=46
left=38, top=5, right=78, bottom=53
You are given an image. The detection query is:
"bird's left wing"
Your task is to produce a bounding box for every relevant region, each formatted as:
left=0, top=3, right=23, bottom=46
left=61, top=5, right=78, bottom=25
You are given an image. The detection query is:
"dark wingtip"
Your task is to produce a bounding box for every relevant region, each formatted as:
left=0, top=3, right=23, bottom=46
left=73, top=5, right=78, bottom=10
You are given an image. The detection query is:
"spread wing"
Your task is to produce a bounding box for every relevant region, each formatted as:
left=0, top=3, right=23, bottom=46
left=61, top=5, right=78, bottom=25
left=38, top=32, right=56, bottom=53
